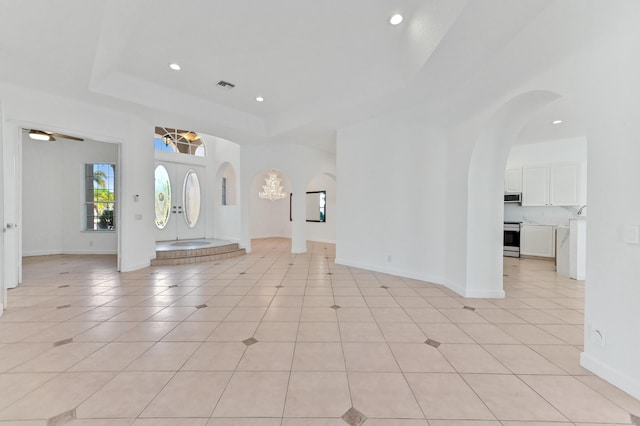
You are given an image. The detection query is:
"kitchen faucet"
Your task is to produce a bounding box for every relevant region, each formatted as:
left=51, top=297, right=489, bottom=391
left=577, top=205, right=587, bottom=215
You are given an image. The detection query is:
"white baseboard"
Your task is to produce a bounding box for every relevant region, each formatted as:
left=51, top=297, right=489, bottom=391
left=443, top=280, right=467, bottom=297
left=23, top=249, right=117, bottom=257
left=62, top=250, right=117, bottom=255
left=216, top=236, right=241, bottom=243
left=334, top=257, right=444, bottom=287
left=581, top=352, right=640, bottom=400
left=306, top=238, right=336, bottom=244
left=23, top=250, right=63, bottom=257
left=120, top=259, right=151, bottom=273
left=465, top=288, right=506, bottom=299
left=335, top=257, right=505, bottom=299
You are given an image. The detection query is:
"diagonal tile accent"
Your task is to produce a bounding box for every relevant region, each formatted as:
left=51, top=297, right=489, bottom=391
left=425, top=338, right=441, bottom=348
left=342, top=406, right=367, bottom=426
left=57, top=304, right=71, bottom=309
left=380, top=285, right=389, bottom=289
left=276, top=285, right=284, bottom=288
left=242, top=337, right=258, bottom=346
left=53, top=338, right=73, bottom=347
left=463, top=305, right=476, bottom=311
left=58, top=284, right=70, bottom=288
left=47, top=408, right=76, bottom=426
left=195, top=304, right=208, bottom=309
left=168, top=284, right=178, bottom=288
left=330, top=305, right=342, bottom=310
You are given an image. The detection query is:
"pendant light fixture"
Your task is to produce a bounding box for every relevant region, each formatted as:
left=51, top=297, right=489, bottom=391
left=258, top=171, right=287, bottom=201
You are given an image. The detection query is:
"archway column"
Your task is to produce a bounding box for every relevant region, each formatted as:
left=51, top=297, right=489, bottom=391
left=291, top=190, right=306, bottom=254
left=463, top=90, right=561, bottom=298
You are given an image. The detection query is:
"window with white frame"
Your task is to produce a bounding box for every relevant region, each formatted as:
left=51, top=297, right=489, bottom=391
left=85, top=163, right=115, bottom=230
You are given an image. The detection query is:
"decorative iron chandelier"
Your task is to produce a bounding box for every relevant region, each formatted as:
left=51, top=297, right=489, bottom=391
left=258, top=171, right=288, bottom=201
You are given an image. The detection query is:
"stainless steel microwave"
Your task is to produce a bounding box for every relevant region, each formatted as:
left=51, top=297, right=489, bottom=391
left=504, top=193, right=522, bottom=203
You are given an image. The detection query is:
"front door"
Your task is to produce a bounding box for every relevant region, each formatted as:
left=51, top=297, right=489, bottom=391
left=155, top=162, right=205, bottom=241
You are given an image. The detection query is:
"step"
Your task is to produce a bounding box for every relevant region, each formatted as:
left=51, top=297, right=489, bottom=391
left=151, top=248, right=246, bottom=266
left=151, top=240, right=246, bottom=266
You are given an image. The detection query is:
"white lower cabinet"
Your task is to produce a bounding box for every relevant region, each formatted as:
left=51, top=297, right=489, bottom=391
left=521, top=225, right=555, bottom=258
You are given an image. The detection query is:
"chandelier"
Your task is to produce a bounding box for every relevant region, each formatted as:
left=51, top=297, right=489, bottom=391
left=259, top=171, right=288, bottom=201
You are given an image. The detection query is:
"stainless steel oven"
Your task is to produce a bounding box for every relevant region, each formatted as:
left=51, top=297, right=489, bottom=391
left=504, top=222, right=521, bottom=257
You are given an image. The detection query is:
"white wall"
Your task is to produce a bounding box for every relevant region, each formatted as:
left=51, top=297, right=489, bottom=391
left=1, top=97, right=5, bottom=310
left=202, top=135, right=242, bottom=242
left=336, top=110, right=447, bottom=283
left=22, top=136, right=118, bottom=255
left=305, top=174, right=336, bottom=244
left=574, top=1, right=640, bottom=399
left=507, top=137, right=587, bottom=166
left=214, top=162, right=240, bottom=242
left=0, top=83, right=157, bottom=272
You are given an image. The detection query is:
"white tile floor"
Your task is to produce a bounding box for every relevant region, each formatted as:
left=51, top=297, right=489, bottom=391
left=0, top=238, right=638, bottom=425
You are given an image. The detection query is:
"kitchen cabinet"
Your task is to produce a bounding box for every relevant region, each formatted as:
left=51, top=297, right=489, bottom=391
left=504, top=168, right=522, bottom=193
left=522, top=163, right=581, bottom=206
left=522, top=166, right=549, bottom=206
left=521, top=225, right=555, bottom=258
left=550, top=163, right=580, bottom=206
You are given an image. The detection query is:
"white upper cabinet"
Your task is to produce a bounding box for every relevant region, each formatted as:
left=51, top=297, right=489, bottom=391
left=522, top=166, right=549, bottom=206
left=550, top=163, right=580, bottom=206
left=522, top=162, right=581, bottom=206
left=504, top=168, right=523, bottom=193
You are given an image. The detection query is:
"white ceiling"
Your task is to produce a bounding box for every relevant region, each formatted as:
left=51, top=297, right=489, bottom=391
left=0, top=0, right=594, bottom=151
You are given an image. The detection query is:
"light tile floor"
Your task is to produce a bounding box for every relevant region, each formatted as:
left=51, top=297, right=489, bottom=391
left=1, top=238, right=639, bottom=425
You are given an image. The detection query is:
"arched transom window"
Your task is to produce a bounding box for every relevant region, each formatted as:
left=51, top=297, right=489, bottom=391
left=154, top=127, right=206, bottom=157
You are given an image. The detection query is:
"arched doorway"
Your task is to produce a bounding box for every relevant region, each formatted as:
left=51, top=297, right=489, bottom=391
left=466, top=90, right=574, bottom=297
left=248, top=169, right=293, bottom=243
left=305, top=172, right=337, bottom=244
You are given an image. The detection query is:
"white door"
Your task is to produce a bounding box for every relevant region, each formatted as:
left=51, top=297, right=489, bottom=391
left=154, top=162, right=205, bottom=241
left=2, top=122, right=22, bottom=297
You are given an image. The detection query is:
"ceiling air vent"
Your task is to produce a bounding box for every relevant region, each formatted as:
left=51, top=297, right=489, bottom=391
left=216, top=80, right=236, bottom=90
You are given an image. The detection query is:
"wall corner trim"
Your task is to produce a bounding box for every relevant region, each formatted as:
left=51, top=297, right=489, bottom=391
left=465, top=288, right=506, bottom=299
left=334, top=257, right=445, bottom=289
left=580, top=352, right=640, bottom=401
left=119, top=260, right=151, bottom=273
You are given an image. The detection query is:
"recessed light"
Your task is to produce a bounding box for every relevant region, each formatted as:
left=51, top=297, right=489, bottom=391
left=169, top=63, right=181, bottom=71
left=256, top=96, right=264, bottom=102
left=389, top=14, right=403, bottom=25
left=552, top=120, right=563, bottom=124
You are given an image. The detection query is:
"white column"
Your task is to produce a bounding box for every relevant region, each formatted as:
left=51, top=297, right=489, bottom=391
left=291, top=190, right=307, bottom=254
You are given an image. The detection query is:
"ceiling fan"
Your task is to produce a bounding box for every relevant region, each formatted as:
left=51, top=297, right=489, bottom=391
left=26, top=129, right=84, bottom=142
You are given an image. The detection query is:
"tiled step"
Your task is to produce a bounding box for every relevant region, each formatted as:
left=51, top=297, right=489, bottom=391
left=151, top=242, right=245, bottom=266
